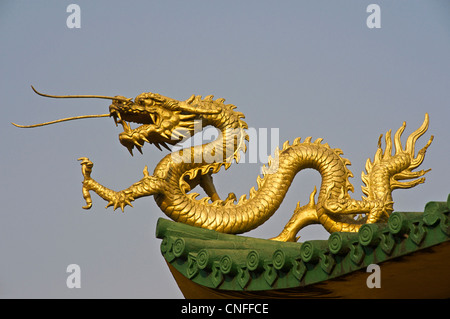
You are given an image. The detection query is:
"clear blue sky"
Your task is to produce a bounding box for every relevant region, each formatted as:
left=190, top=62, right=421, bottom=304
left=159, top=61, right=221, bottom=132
left=1, top=1, right=449, bottom=298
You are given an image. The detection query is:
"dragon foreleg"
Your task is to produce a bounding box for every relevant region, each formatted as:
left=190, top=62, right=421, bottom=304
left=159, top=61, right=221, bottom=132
left=78, top=157, right=163, bottom=212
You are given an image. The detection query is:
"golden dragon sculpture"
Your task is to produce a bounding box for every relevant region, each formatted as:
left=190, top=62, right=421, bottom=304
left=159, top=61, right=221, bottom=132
left=13, top=87, right=434, bottom=242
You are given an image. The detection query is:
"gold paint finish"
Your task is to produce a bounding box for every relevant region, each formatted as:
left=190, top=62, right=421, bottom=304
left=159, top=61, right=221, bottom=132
left=15, top=88, right=433, bottom=241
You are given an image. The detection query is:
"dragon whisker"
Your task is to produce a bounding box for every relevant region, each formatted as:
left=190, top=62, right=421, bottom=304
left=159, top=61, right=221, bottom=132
left=31, top=85, right=132, bottom=103
left=12, top=114, right=110, bottom=128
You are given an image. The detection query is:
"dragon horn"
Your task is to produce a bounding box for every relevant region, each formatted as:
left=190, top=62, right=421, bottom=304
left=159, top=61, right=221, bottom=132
left=31, top=85, right=132, bottom=103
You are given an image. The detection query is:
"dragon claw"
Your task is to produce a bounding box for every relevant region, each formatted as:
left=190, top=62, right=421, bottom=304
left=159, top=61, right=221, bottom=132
left=78, top=157, right=94, bottom=209
left=82, top=201, right=92, bottom=210
left=105, top=201, right=113, bottom=209
left=104, top=191, right=134, bottom=212
left=78, top=157, right=94, bottom=180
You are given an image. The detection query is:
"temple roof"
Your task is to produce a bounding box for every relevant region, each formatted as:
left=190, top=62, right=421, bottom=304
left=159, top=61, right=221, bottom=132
left=156, top=195, right=450, bottom=298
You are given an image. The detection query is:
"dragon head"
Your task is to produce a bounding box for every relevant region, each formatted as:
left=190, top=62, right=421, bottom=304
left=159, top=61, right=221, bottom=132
left=109, top=92, right=220, bottom=155
left=12, top=87, right=220, bottom=155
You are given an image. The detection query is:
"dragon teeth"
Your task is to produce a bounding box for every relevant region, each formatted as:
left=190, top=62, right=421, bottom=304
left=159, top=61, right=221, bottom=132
left=149, top=113, right=157, bottom=124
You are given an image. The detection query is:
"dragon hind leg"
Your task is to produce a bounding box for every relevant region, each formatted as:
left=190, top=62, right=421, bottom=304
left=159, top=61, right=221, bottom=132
left=271, top=187, right=319, bottom=242
left=199, top=173, right=221, bottom=202
left=183, top=172, right=223, bottom=202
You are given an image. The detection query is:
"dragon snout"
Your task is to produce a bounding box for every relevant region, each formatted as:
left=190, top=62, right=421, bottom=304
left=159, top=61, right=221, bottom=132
left=109, top=105, right=122, bottom=125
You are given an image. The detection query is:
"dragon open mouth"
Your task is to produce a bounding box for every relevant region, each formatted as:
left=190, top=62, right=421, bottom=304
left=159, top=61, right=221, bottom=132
left=110, top=104, right=186, bottom=154
left=111, top=109, right=161, bottom=132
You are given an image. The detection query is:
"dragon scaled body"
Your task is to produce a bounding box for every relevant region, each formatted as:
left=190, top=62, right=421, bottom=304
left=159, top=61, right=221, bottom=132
left=18, top=89, right=434, bottom=242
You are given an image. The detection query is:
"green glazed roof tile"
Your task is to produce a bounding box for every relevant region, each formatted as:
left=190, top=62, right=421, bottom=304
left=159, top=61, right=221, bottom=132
left=156, top=194, right=450, bottom=292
